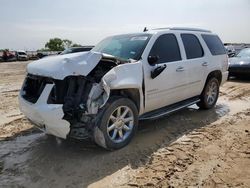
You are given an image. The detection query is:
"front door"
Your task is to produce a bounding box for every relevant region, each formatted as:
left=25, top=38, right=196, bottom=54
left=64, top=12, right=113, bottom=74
left=143, top=33, right=189, bottom=113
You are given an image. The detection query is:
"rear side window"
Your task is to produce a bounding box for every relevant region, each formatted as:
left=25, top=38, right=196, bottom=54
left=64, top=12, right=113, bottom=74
left=181, top=34, right=204, bottom=59
left=149, top=34, right=181, bottom=64
left=202, top=34, right=226, bottom=55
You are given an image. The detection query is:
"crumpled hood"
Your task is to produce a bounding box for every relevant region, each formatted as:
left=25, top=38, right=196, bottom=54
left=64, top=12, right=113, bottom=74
left=229, top=57, right=250, bottom=66
left=27, top=51, right=103, bottom=80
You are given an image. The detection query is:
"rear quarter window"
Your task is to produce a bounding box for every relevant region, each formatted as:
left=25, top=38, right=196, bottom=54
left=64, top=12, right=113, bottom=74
left=202, top=34, right=226, bottom=55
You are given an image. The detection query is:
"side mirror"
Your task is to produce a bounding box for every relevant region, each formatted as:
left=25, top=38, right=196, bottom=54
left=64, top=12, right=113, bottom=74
left=151, top=64, right=166, bottom=79
left=228, top=52, right=236, bottom=58
left=148, top=55, right=159, bottom=65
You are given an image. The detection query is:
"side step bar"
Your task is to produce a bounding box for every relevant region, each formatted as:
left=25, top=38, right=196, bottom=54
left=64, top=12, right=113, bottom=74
left=139, top=97, right=200, bottom=120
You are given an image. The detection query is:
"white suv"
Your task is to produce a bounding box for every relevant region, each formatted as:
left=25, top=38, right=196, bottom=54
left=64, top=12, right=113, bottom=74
left=19, top=27, right=228, bottom=150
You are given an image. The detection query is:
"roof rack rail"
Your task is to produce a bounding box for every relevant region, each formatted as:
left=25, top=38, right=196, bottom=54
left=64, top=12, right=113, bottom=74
left=151, top=27, right=211, bottom=33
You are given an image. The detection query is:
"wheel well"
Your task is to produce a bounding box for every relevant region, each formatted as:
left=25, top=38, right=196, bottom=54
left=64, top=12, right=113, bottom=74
left=206, top=70, right=222, bottom=85
left=110, top=89, right=140, bottom=111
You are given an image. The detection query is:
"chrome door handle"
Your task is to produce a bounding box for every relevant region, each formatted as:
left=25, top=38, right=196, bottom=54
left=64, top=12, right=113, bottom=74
left=202, top=62, right=208, bottom=66
left=176, top=66, right=184, bottom=72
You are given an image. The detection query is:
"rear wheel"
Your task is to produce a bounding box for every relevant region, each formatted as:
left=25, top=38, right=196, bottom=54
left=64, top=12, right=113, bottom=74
left=93, top=97, right=138, bottom=150
left=197, top=78, right=219, bottom=109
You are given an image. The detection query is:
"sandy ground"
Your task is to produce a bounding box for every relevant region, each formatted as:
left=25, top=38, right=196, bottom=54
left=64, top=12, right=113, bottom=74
left=0, top=61, right=249, bottom=188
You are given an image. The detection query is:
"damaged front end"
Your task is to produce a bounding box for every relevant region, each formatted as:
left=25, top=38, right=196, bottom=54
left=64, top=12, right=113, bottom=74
left=19, top=52, right=129, bottom=140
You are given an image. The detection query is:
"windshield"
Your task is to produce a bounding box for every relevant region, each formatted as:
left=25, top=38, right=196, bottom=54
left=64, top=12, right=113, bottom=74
left=92, top=34, right=152, bottom=60
left=18, top=52, right=26, bottom=55
left=237, top=48, right=250, bottom=58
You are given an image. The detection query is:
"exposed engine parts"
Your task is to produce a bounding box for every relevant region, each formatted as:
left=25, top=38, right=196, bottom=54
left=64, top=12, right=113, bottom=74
left=21, top=55, right=128, bottom=139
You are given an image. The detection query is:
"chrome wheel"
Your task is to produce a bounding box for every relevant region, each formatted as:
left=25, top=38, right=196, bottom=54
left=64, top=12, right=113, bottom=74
left=107, top=106, right=134, bottom=143
left=206, top=81, right=218, bottom=105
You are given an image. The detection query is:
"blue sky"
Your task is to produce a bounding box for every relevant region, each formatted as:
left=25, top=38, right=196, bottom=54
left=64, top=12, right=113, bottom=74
left=1, top=0, right=250, bottom=50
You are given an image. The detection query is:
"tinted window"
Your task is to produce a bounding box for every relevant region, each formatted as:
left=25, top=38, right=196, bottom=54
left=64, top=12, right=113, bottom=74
left=149, top=34, right=181, bottom=64
left=202, top=34, right=226, bottom=55
left=181, top=34, right=204, bottom=59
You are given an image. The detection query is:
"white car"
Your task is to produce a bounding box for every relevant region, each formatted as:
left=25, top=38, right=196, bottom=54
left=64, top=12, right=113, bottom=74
left=225, top=45, right=236, bottom=57
left=17, top=50, right=28, bottom=61
left=19, top=27, right=228, bottom=150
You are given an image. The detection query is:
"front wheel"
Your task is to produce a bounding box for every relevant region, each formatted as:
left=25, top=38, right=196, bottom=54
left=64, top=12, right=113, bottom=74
left=93, top=97, right=138, bottom=150
left=197, top=78, right=219, bottom=109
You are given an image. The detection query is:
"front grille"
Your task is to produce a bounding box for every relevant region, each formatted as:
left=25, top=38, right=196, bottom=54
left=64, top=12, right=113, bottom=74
left=22, top=74, right=53, bottom=103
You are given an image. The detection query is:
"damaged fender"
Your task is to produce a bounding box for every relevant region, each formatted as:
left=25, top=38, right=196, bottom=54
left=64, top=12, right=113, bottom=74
left=101, top=61, right=144, bottom=114
left=85, top=62, right=144, bottom=116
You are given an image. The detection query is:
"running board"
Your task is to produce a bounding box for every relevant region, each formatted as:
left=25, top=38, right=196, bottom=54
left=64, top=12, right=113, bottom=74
left=139, top=97, right=200, bottom=120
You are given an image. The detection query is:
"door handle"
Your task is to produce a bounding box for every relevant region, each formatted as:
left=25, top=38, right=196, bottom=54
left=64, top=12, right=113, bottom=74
left=202, top=62, right=208, bottom=66
left=176, top=66, right=184, bottom=72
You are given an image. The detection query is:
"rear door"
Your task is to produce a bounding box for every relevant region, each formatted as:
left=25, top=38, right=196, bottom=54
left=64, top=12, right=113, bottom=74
left=180, top=33, right=207, bottom=97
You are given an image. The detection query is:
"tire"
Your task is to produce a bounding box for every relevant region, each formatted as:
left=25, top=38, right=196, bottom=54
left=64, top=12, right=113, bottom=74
left=197, top=77, right=219, bottom=109
left=93, top=96, right=138, bottom=150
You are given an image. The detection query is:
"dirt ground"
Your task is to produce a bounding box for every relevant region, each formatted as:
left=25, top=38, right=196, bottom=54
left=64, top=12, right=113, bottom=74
left=0, top=61, right=249, bottom=188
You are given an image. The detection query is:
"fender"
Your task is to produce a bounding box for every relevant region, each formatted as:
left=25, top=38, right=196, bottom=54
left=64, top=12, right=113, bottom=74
left=102, top=61, right=145, bottom=114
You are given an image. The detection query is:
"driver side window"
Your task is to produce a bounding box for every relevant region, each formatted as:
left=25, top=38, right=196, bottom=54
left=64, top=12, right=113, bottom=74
left=149, top=34, right=181, bottom=64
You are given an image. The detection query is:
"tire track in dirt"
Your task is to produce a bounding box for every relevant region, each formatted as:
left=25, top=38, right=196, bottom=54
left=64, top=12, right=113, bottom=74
left=220, top=80, right=250, bottom=100
left=124, top=110, right=250, bottom=188
left=0, top=118, right=37, bottom=140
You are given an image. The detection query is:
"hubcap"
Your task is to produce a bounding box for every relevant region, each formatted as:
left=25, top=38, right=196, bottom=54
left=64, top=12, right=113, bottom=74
left=206, top=81, right=218, bottom=105
left=107, top=106, right=134, bottom=143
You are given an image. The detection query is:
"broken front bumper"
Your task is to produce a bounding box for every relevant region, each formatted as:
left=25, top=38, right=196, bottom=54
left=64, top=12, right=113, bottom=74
left=19, top=84, right=70, bottom=139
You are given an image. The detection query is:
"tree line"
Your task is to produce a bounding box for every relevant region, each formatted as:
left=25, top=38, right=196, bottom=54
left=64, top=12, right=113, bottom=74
left=44, top=38, right=82, bottom=51
left=0, top=38, right=83, bottom=52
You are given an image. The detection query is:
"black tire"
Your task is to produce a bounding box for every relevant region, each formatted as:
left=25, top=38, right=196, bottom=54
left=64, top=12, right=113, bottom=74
left=197, top=77, right=219, bottom=109
left=93, top=96, right=138, bottom=150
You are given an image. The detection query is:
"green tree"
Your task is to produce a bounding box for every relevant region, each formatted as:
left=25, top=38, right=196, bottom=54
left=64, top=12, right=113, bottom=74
left=63, top=39, right=73, bottom=49
left=45, top=38, right=82, bottom=51
left=45, top=38, right=64, bottom=51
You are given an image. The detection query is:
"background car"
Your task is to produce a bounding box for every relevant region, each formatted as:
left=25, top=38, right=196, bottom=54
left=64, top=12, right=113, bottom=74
left=225, top=45, right=236, bottom=57
left=60, top=46, right=94, bottom=55
left=16, top=50, right=28, bottom=61
left=37, top=52, right=49, bottom=59
left=1, top=50, right=17, bottom=61
left=228, top=48, right=250, bottom=78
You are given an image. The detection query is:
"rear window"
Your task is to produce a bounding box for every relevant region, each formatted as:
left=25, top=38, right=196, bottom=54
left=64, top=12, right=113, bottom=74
left=181, top=34, right=204, bottom=59
left=202, top=34, right=226, bottom=55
